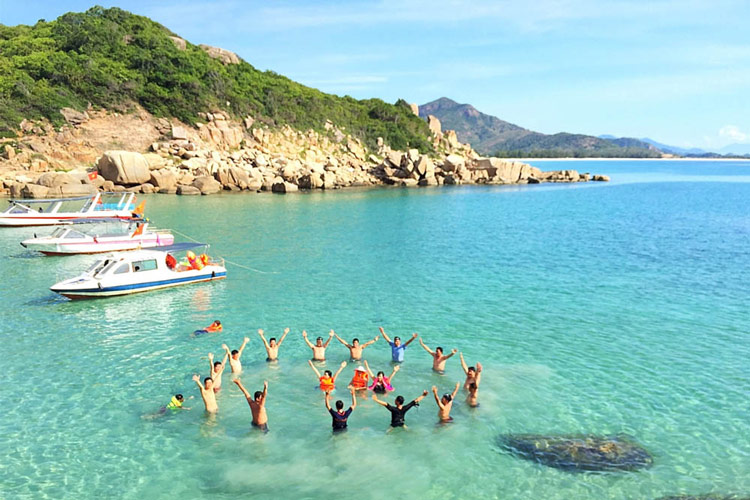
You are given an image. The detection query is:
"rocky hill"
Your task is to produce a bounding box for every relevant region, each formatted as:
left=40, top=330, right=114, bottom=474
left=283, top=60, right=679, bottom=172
left=0, top=8, right=609, bottom=198
left=0, top=6, right=432, bottom=153
left=420, top=98, right=661, bottom=158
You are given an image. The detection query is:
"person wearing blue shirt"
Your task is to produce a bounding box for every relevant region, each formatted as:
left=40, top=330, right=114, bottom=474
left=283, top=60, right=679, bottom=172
left=379, top=327, right=418, bottom=363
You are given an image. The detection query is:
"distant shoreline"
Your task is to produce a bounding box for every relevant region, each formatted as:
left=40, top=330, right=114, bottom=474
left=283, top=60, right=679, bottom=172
left=515, top=157, right=750, bottom=162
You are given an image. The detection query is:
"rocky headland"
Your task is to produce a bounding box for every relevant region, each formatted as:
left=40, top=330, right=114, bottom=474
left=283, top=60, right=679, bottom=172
left=0, top=104, right=608, bottom=199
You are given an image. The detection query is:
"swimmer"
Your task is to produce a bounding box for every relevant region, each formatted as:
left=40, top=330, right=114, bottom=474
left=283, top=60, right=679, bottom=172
left=467, top=381, right=479, bottom=408
left=192, top=374, right=218, bottom=413
left=372, top=390, right=428, bottom=429
left=205, top=320, right=222, bottom=333
left=165, top=393, right=188, bottom=411
left=233, top=379, right=269, bottom=432
left=364, top=359, right=400, bottom=394
left=333, top=331, right=379, bottom=361
left=193, top=320, right=222, bottom=336
left=308, top=360, right=347, bottom=392
left=459, top=352, right=483, bottom=390
left=432, top=382, right=460, bottom=423
left=325, top=387, right=357, bottom=432
left=222, top=337, right=249, bottom=375
left=379, top=327, right=418, bottom=363
left=418, top=338, right=457, bottom=373
left=142, top=394, right=191, bottom=420
left=258, top=328, right=290, bottom=361
left=303, top=330, right=334, bottom=361
left=347, top=365, right=371, bottom=397
left=208, top=350, right=228, bottom=392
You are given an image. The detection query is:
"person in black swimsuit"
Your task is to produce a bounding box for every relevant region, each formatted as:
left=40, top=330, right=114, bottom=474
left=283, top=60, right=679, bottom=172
left=372, top=390, right=428, bottom=430
left=325, top=388, right=357, bottom=432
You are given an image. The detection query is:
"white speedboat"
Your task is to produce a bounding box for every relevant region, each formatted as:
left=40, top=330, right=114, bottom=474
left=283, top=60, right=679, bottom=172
left=50, top=244, right=227, bottom=299
left=21, top=221, right=175, bottom=255
left=0, top=192, right=139, bottom=227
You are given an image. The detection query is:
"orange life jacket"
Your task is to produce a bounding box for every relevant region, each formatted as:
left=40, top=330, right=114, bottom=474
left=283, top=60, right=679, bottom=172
left=350, top=370, right=369, bottom=389
left=319, top=376, right=335, bottom=392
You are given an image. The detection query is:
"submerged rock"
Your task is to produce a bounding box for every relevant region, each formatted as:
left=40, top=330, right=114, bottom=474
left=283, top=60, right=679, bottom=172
left=497, top=434, right=653, bottom=472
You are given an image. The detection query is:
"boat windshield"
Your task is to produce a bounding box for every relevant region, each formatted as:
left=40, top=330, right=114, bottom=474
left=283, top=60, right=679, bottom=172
left=63, top=230, right=87, bottom=239
left=86, top=259, right=109, bottom=275
left=95, top=260, right=120, bottom=277
left=51, top=228, right=68, bottom=238
left=4, top=203, right=34, bottom=214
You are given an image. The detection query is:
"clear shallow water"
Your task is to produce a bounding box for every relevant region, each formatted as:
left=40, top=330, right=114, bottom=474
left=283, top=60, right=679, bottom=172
left=2, top=160, right=749, bottom=500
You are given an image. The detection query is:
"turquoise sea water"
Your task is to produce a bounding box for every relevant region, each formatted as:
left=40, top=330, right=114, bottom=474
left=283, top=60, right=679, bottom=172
left=2, top=160, right=749, bottom=499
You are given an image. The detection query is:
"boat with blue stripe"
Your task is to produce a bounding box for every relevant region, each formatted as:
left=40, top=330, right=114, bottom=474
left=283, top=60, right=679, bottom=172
left=50, top=243, right=227, bottom=299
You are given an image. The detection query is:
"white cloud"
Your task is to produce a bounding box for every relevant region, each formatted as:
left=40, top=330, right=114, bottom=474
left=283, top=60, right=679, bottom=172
left=719, top=125, right=750, bottom=143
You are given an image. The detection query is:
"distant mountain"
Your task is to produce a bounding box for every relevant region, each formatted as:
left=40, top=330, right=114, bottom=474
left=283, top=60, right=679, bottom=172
left=420, top=98, right=660, bottom=158
left=718, top=143, right=750, bottom=155
left=638, top=138, right=707, bottom=156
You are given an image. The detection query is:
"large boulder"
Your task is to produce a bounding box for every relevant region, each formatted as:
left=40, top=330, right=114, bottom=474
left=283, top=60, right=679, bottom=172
left=59, top=107, right=89, bottom=126
left=199, top=44, right=240, bottom=64
left=192, top=176, right=222, bottom=195
left=21, top=184, right=50, bottom=198
left=443, top=154, right=465, bottom=172
left=36, top=172, right=77, bottom=188
left=497, top=434, right=653, bottom=473
left=97, top=151, right=151, bottom=185
left=48, top=183, right=97, bottom=197
left=177, top=185, right=201, bottom=195
left=169, top=36, right=186, bottom=51
left=271, top=177, right=299, bottom=193
left=149, top=169, right=177, bottom=190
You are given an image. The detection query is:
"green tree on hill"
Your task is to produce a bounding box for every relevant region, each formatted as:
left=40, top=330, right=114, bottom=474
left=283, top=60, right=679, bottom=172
left=0, top=6, right=433, bottom=152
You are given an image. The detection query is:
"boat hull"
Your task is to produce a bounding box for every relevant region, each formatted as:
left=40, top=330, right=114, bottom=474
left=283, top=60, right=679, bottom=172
left=24, top=234, right=175, bottom=255
left=52, top=270, right=227, bottom=299
left=0, top=214, right=133, bottom=227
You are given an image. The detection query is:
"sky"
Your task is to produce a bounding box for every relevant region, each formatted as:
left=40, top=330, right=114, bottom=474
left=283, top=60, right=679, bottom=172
left=2, top=0, right=749, bottom=151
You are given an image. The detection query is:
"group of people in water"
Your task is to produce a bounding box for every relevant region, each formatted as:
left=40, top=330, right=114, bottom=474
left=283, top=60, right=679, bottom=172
left=166, top=324, right=482, bottom=433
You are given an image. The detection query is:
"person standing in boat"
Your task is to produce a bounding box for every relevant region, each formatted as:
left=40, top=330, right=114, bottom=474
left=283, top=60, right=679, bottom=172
left=333, top=331, right=379, bottom=361
left=379, top=327, right=418, bottom=363
left=258, top=328, right=290, bottom=362
left=418, top=338, right=457, bottom=374
left=302, top=330, right=334, bottom=361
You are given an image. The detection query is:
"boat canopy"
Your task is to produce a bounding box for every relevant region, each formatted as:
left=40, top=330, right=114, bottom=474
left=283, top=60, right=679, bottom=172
left=153, top=242, right=208, bottom=253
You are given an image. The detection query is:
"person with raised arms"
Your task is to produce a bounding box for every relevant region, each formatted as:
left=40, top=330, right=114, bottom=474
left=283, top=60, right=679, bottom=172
left=460, top=352, right=483, bottom=407
left=192, top=374, right=218, bottom=413
left=325, top=387, right=357, bottom=432
left=308, top=360, right=347, bottom=392
left=459, top=352, right=483, bottom=390
left=222, top=337, right=250, bottom=375
left=418, top=338, right=457, bottom=374
left=432, top=382, right=460, bottom=423
left=233, top=379, right=269, bottom=432
left=379, top=327, right=418, bottom=363
left=333, top=331, right=379, bottom=361
left=258, top=328, right=290, bottom=362
left=302, top=330, right=334, bottom=361
left=364, top=359, right=400, bottom=394
left=372, top=390, right=428, bottom=430
left=208, top=350, right=229, bottom=392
